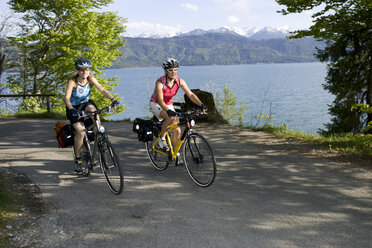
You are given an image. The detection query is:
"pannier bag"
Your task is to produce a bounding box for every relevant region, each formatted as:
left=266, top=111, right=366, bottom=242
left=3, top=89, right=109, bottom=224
left=54, top=121, right=74, bottom=148
left=133, top=118, right=153, bottom=142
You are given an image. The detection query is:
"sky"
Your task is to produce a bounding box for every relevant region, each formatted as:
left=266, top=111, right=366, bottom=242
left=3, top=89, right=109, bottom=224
left=0, top=0, right=315, bottom=36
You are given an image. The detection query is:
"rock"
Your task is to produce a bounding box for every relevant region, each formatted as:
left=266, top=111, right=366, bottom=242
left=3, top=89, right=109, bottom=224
left=182, top=89, right=226, bottom=123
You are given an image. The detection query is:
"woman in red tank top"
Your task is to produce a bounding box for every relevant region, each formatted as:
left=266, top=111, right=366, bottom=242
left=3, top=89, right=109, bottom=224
left=149, top=58, right=207, bottom=150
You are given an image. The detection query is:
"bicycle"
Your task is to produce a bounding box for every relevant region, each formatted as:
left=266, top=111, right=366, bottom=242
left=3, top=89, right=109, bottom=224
left=144, top=109, right=216, bottom=187
left=74, top=105, right=124, bottom=195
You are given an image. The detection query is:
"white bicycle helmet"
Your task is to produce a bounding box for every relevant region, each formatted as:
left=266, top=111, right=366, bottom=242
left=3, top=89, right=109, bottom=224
left=162, top=58, right=179, bottom=69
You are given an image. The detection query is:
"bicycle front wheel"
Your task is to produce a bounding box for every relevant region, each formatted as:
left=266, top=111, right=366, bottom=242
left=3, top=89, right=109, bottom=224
left=98, top=138, right=123, bottom=195
left=183, top=133, right=216, bottom=187
left=145, top=139, right=169, bottom=171
left=81, top=138, right=92, bottom=177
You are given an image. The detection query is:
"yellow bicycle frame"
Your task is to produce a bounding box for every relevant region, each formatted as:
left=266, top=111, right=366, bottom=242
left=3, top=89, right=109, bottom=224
left=151, top=124, right=185, bottom=160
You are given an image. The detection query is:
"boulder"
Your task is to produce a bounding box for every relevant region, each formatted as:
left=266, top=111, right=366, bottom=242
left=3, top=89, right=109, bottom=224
left=182, top=89, right=225, bottom=123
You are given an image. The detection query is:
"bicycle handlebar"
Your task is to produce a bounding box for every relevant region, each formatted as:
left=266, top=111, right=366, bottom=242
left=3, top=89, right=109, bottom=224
left=176, top=108, right=206, bottom=118
left=80, top=105, right=113, bottom=117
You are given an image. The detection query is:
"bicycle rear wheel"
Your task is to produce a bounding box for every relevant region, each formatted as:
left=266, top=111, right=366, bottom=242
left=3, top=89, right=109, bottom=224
left=145, top=139, right=169, bottom=171
left=183, top=133, right=216, bottom=187
left=98, top=138, right=123, bottom=195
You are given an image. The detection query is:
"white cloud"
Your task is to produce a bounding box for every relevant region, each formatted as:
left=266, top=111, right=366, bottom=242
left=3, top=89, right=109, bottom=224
left=214, top=0, right=256, bottom=14
left=228, top=16, right=239, bottom=23
left=127, top=21, right=182, bottom=37
left=181, top=3, right=198, bottom=11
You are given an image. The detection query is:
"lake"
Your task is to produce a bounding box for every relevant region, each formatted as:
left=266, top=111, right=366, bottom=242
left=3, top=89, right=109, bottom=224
left=103, top=63, right=332, bottom=134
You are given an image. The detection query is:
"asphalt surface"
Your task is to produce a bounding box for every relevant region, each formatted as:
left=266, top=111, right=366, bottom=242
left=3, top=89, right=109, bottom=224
left=0, top=118, right=371, bottom=248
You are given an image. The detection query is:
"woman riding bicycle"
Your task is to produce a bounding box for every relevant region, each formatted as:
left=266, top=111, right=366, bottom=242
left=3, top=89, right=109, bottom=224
left=149, top=58, right=207, bottom=151
left=64, top=58, right=119, bottom=174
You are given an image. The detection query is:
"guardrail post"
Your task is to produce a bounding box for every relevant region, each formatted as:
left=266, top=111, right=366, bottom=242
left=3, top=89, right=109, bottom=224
left=46, top=96, right=51, bottom=112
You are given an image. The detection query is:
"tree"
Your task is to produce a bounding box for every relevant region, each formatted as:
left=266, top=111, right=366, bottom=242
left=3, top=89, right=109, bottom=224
left=0, top=12, right=15, bottom=81
left=0, top=12, right=17, bottom=110
left=5, top=0, right=127, bottom=114
left=276, top=0, right=372, bottom=134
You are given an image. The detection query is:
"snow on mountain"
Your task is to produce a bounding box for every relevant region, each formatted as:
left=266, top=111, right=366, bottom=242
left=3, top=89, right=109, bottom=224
left=249, top=26, right=291, bottom=40
left=178, top=28, right=207, bottom=36
left=207, top=27, right=242, bottom=36
left=126, top=26, right=292, bottom=40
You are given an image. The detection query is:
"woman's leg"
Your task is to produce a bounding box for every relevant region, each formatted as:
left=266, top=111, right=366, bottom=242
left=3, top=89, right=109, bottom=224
left=73, top=122, right=85, bottom=158
left=159, top=110, right=173, bottom=138
left=85, top=104, right=98, bottom=131
left=159, top=110, right=181, bottom=148
left=172, top=127, right=181, bottom=149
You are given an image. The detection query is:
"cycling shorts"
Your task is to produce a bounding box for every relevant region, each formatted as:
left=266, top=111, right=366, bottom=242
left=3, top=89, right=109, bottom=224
left=149, top=101, right=175, bottom=121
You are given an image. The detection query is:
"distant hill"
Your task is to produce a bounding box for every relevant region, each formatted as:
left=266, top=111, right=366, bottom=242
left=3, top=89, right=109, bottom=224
left=112, top=32, right=323, bottom=68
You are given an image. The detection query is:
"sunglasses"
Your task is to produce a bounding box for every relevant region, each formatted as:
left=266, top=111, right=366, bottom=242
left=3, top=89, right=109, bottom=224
left=78, top=67, right=90, bottom=72
left=166, top=68, right=178, bottom=72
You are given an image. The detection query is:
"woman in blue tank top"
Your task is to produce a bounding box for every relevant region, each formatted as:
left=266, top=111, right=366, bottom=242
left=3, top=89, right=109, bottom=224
left=64, top=58, right=119, bottom=174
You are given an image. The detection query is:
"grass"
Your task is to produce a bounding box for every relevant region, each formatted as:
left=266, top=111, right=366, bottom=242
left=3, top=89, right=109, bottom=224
left=1, top=110, right=66, bottom=119
left=1, top=110, right=131, bottom=122
left=0, top=172, right=25, bottom=247
left=259, top=125, right=372, bottom=158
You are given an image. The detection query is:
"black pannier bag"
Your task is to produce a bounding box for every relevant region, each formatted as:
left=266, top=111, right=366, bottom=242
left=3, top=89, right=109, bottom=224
left=56, top=123, right=74, bottom=148
left=133, top=118, right=153, bottom=142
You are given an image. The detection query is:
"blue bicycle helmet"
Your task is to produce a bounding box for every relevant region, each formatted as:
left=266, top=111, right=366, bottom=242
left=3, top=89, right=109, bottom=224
left=162, top=58, right=179, bottom=69
left=74, top=58, right=92, bottom=70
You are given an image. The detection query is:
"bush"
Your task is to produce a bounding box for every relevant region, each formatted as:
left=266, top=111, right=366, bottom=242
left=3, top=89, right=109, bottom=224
left=215, top=86, right=247, bottom=126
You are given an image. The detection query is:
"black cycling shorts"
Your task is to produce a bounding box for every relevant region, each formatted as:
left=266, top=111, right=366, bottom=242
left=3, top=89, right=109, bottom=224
left=66, top=99, right=98, bottom=125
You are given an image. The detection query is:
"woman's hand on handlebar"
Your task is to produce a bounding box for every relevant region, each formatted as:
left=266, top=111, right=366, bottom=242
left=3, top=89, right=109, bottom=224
left=70, top=108, right=79, bottom=117
left=199, top=103, right=208, bottom=114
left=111, top=99, right=119, bottom=110
left=167, top=109, right=177, bottom=117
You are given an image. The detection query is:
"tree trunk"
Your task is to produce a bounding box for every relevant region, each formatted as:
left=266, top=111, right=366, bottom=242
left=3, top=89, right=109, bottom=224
left=33, top=71, right=41, bottom=94
left=367, top=55, right=372, bottom=128
left=0, top=53, right=5, bottom=76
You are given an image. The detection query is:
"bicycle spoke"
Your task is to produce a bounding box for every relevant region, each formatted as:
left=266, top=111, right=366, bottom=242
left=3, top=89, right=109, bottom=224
left=81, top=138, right=92, bottom=176
left=183, top=133, right=216, bottom=187
left=146, top=139, right=169, bottom=171
left=99, top=139, right=123, bottom=195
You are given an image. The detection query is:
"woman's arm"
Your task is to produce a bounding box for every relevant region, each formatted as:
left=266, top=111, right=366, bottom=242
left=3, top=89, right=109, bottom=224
left=64, top=79, right=75, bottom=110
left=91, top=76, right=115, bottom=101
left=179, top=78, right=203, bottom=106
left=155, top=80, right=170, bottom=111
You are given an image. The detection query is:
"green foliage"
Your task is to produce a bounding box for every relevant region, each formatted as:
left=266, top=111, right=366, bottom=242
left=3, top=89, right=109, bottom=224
left=264, top=124, right=372, bottom=157
left=18, top=96, right=41, bottom=112
left=4, top=0, right=127, bottom=115
left=113, top=34, right=323, bottom=68
left=277, top=0, right=372, bottom=134
left=215, top=86, right=247, bottom=126
left=352, top=104, right=372, bottom=114
left=253, top=112, right=275, bottom=129
left=352, top=104, right=372, bottom=131
left=12, top=110, right=66, bottom=119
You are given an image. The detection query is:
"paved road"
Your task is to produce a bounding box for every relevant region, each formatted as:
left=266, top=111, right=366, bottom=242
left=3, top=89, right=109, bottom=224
left=0, top=118, right=371, bottom=248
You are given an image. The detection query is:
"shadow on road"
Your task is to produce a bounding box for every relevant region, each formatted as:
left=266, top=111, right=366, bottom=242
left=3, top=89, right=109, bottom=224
left=0, top=118, right=371, bottom=248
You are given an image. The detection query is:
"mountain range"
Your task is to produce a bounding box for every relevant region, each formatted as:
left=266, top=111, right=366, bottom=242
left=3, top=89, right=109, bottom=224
left=112, top=27, right=322, bottom=68
left=127, top=26, right=293, bottom=40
